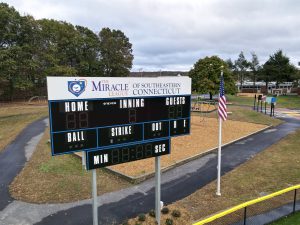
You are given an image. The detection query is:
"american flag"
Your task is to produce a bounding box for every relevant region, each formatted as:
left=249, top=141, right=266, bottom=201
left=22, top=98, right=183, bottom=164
left=218, top=75, right=227, bottom=121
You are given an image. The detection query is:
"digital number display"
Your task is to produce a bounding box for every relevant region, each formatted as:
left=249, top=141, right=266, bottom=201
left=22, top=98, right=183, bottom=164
left=49, top=96, right=190, bottom=132
left=86, top=139, right=170, bottom=170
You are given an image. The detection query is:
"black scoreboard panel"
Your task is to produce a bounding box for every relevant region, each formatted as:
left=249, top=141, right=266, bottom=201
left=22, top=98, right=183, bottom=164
left=86, top=138, right=170, bottom=170
left=49, top=96, right=190, bottom=132
left=144, top=121, right=169, bottom=140
left=98, top=124, right=143, bottom=147
left=170, top=118, right=190, bottom=136
left=49, top=95, right=191, bottom=155
left=52, top=129, right=97, bottom=155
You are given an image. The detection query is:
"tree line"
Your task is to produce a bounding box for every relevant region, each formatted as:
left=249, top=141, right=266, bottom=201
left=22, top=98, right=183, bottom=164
left=0, top=3, right=133, bottom=100
left=227, top=50, right=300, bottom=90
left=189, top=50, right=300, bottom=98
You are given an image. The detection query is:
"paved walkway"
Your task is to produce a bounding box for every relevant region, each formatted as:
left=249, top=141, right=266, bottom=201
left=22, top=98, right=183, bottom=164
left=0, top=115, right=299, bottom=225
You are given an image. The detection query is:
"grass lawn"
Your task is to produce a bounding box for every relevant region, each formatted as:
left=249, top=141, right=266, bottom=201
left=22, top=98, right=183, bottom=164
left=269, top=211, right=300, bottom=225
left=192, top=105, right=282, bottom=127
left=0, top=103, right=48, bottom=152
left=9, top=128, right=132, bottom=203
left=127, top=128, right=300, bottom=225
left=227, top=95, right=300, bottom=109
left=276, top=95, right=300, bottom=109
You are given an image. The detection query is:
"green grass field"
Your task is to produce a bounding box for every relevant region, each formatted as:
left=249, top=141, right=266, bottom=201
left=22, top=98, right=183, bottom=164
left=192, top=105, right=282, bottom=126
left=227, top=95, right=300, bottom=109
left=269, top=211, right=300, bottom=225
left=0, top=104, right=48, bottom=152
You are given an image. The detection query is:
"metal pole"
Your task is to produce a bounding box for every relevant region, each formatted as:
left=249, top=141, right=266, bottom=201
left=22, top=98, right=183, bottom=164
left=92, top=169, right=98, bottom=225
left=293, top=189, right=297, bottom=213
left=155, top=156, right=161, bottom=225
left=243, top=207, right=247, bottom=225
left=270, top=103, right=273, bottom=117
left=265, top=102, right=267, bottom=114
left=82, top=151, right=86, bottom=169
left=216, top=117, right=222, bottom=196
left=253, top=95, right=256, bottom=110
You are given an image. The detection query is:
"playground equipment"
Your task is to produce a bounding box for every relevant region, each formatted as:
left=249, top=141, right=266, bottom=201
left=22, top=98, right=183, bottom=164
left=28, top=96, right=47, bottom=104
left=191, top=97, right=218, bottom=122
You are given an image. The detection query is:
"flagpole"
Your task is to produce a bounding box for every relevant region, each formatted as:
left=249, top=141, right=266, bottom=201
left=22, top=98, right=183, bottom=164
left=216, top=69, right=223, bottom=196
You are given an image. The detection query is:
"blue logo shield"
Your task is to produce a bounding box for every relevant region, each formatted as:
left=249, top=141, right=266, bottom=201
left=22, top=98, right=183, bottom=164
left=68, top=80, right=86, bottom=97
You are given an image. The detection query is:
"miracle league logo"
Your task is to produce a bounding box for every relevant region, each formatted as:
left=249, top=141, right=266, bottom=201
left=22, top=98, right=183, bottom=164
left=68, top=79, right=87, bottom=97
left=91, top=80, right=129, bottom=96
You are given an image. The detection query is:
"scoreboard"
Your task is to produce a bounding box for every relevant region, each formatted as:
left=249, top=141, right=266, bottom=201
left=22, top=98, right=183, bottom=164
left=47, top=76, right=191, bottom=170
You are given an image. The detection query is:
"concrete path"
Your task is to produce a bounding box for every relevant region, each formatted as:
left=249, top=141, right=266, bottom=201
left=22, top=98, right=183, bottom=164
left=0, top=116, right=299, bottom=225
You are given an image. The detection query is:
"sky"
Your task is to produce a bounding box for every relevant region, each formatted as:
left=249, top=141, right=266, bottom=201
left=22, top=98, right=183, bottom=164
left=3, top=0, right=300, bottom=71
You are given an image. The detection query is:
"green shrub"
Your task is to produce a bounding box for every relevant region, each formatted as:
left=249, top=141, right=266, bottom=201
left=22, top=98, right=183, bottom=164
left=149, top=209, right=155, bottom=217
left=165, top=218, right=173, bottom=225
left=138, top=213, right=146, bottom=222
left=161, top=207, right=169, bottom=214
left=171, top=209, right=181, bottom=218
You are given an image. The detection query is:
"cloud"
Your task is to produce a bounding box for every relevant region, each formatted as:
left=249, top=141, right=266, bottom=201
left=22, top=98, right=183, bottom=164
left=4, top=0, right=300, bottom=71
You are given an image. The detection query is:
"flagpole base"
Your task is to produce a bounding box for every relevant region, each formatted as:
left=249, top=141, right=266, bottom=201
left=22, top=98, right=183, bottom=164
left=216, top=192, right=221, bottom=196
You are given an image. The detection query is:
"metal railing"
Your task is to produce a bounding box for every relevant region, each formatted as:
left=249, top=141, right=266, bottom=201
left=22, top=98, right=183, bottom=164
left=193, top=184, right=300, bottom=225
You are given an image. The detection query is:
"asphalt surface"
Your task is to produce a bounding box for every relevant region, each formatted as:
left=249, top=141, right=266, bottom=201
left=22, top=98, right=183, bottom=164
left=0, top=115, right=299, bottom=225
left=0, top=118, right=47, bottom=211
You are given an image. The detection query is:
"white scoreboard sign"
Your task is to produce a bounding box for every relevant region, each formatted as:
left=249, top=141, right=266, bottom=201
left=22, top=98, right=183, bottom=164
left=47, top=76, right=191, bottom=170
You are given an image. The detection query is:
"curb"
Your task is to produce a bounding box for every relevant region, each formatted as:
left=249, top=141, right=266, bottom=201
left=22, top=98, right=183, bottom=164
left=104, top=125, right=272, bottom=184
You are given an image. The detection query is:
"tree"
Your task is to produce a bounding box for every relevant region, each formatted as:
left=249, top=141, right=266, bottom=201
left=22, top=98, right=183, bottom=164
left=98, top=28, right=133, bottom=77
left=249, top=52, right=261, bottom=87
left=234, top=51, right=249, bottom=91
left=226, top=58, right=235, bottom=71
left=262, top=50, right=297, bottom=89
left=0, top=4, right=39, bottom=100
left=0, top=3, right=21, bottom=48
left=75, top=25, right=101, bottom=76
left=0, top=3, right=135, bottom=100
left=188, top=56, right=236, bottom=99
left=37, top=19, right=79, bottom=77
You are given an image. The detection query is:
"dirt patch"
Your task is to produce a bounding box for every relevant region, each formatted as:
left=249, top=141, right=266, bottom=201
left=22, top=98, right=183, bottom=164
left=109, top=116, right=267, bottom=177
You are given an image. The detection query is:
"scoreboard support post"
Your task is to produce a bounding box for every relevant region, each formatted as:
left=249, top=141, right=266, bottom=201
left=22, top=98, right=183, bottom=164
left=92, top=169, right=98, bottom=225
left=155, top=156, right=161, bottom=225
left=82, top=151, right=86, bottom=168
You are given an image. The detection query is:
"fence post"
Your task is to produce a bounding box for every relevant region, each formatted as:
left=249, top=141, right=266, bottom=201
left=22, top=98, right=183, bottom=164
left=243, top=207, right=247, bottom=225
left=265, top=102, right=267, bottom=114
left=293, top=189, right=297, bottom=213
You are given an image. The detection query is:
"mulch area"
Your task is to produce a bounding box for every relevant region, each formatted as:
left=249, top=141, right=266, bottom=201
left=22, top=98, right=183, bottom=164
left=109, top=116, right=267, bottom=177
